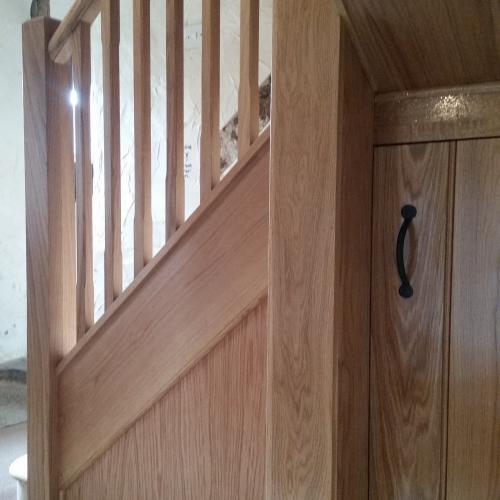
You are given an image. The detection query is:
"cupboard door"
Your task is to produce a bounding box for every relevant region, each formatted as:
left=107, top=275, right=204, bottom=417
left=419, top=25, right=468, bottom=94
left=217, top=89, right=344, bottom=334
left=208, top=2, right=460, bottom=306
left=447, top=138, right=500, bottom=499
left=370, top=143, right=451, bottom=499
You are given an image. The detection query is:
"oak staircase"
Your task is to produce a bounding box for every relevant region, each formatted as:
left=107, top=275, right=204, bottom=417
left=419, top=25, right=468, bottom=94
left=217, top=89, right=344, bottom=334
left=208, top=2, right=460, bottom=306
left=23, top=1, right=269, bottom=497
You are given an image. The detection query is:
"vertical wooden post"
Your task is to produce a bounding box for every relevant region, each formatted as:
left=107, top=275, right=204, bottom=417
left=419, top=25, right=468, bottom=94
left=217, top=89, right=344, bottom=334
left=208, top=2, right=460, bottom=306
left=166, top=0, right=184, bottom=239
left=267, top=2, right=373, bottom=498
left=238, top=0, right=260, bottom=158
left=200, top=0, right=220, bottom=200
left=23, top=17, right=76, bottom=500
left=102, top=0, right=122, bottom=307
left=133, top=0, right=153, bottom=273
left=73, top=22, right=94, bottom=339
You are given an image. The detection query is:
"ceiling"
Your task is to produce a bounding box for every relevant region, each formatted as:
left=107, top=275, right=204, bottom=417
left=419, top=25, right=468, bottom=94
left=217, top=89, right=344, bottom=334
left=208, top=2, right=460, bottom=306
left=337, top=0, right=500, bottom=92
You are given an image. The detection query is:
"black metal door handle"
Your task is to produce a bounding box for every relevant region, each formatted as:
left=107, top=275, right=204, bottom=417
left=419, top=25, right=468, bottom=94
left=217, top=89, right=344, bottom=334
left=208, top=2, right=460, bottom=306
left=396, top=205, right=417, bottom=298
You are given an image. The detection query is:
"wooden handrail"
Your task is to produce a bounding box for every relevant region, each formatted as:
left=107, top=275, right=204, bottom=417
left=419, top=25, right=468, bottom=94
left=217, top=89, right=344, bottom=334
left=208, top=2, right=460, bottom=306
left=48, top=0, right=100, bottom=63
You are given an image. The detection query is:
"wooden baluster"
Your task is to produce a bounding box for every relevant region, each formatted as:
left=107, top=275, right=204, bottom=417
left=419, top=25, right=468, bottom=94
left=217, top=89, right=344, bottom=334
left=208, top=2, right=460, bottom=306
left=102, top=0, right=122, bottom=307
left=23, top=17, right=76, bottom=499
left=166, top=0, right=184, bottom=239
left=200, top=0, right=220, bottom=201
left=134, top=0, right=152, bottom=273
left=73, top=22, right=94, bottom=338
left=238, top=0, right=260, bottom=158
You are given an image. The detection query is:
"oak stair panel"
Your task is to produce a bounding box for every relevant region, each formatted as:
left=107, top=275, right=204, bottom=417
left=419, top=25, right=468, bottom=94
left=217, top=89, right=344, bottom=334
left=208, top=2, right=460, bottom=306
left=57, top=130, right=270, bottom=487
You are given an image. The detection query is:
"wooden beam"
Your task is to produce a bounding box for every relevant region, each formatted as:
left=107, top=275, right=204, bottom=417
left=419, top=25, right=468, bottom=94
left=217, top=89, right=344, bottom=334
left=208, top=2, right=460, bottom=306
left=133, top=0, right=153, bottom=274
left=238, top=0, right=260, bottom=157
left=166, top=0, right=184, bottom=239
left=267, top=3, right=373, bottom=497
left=375, top=82, right=500, bottom=145
left=73, top=22, right=94, bottom=339
left=23, top=17, right=76, bottom=500
left=57, top=130, right=270, bottom=487
left=48, top=0, right=101, bottom=64
left=102, top=0, right=122, bottom=308
left=200, top=0, right=221, bottom=200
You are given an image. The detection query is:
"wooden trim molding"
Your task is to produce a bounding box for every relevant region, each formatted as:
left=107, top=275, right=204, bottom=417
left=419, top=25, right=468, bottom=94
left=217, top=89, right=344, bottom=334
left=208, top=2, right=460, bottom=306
left=375, top=82, right=500, bottom=145
left=57, top=129, right=270, bottom=488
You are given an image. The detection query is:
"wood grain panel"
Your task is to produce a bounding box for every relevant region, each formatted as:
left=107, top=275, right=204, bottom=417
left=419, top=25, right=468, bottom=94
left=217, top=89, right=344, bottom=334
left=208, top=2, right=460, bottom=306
left=23, top=18, right=76, bottom=500
left=200, top=0, right=221, bottom=199
left=375, top=83, right=500, bottom=145
left=73, top=22, right=94, bottom=338
left=334, top=29, right=373, bottom=499
left=336, top=0, right=500, bottom=91
left=63, top=301, right=267, bottom=500
left=447, top=138, right=500, bottom=499
left=370, top=143, right=451, bottom=499
left=57, top=131, right=270, bottom=487
left=238, top=0, right=260, bottom=158
left=268, top=6, right=374, bottom=498
left=133, top=0, right=153, bottom=275
left=166, top=0, right=184, bottom=239
left=102, top=0, right=122, bottom=307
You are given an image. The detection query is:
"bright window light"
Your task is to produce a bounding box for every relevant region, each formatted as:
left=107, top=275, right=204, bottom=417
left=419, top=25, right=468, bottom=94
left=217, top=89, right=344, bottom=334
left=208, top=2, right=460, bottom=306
left=70, top=88, right=79, bottom=108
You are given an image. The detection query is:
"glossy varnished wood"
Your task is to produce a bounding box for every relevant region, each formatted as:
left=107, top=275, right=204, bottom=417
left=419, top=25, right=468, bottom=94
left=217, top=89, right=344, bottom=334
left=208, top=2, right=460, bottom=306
left=370, top=143, right=451, bottom=499
left=336, top=0, right=500, bottom=92
left=375, top=83, right=500, bottom=145
left=23, top=18, right=76, bottom=500
left=57, top=131, right=270, bottom=487
left=64, top=301, right=267, bottom=500
left=447, top=138, right=500, bottom=499
left=73, top=22, right=94, bottom=338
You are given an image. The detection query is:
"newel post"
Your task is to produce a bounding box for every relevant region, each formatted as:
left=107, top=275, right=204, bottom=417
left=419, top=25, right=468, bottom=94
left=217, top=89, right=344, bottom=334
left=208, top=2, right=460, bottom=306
left=23, top=17, right=76, bottom=500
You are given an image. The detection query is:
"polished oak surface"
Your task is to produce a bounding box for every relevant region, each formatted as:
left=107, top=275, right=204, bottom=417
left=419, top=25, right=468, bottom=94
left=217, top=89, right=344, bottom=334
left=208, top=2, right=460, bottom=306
left=447, top=138, right=500, bottom=499
left=371, top=143, right=451, bottom=499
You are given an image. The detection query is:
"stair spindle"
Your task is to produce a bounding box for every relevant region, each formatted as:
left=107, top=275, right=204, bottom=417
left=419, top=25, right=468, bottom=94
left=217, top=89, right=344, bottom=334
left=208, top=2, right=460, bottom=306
left=102, top=0, right=122, bottom=307
left=133, top=0, right=153, bottom=274
left=72, top=22, right=94, bottom=337
left=200, top=0, right=221, bottom=200
left=166, top=0, right=185, bottom=239
left=238, top=0, right=260, bottom=158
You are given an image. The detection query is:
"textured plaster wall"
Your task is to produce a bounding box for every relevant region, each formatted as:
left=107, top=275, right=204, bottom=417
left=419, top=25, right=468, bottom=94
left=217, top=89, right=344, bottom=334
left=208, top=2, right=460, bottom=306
left=0, top=2, right=30, bottom=363
left=0, top=0, right=272, bottom=362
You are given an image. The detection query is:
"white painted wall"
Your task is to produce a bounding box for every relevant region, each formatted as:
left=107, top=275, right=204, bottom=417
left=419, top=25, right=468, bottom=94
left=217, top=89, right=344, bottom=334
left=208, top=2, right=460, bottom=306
left=0, top=2, right=30, bottom=363
left=0, top=0, right=271, bottom=362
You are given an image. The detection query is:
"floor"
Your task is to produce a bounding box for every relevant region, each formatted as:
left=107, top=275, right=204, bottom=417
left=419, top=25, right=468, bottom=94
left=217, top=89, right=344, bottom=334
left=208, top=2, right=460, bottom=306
left=0, top=422, right=26, bottom=500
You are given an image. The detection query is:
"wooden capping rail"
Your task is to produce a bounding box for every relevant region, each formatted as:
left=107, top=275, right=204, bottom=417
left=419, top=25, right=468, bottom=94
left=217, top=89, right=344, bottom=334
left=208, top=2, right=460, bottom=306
left=56, top=127, right=270, bottom=488
left=48, top=0, right=101, bottom=64
left=375, top=82, right=500, bottom=145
